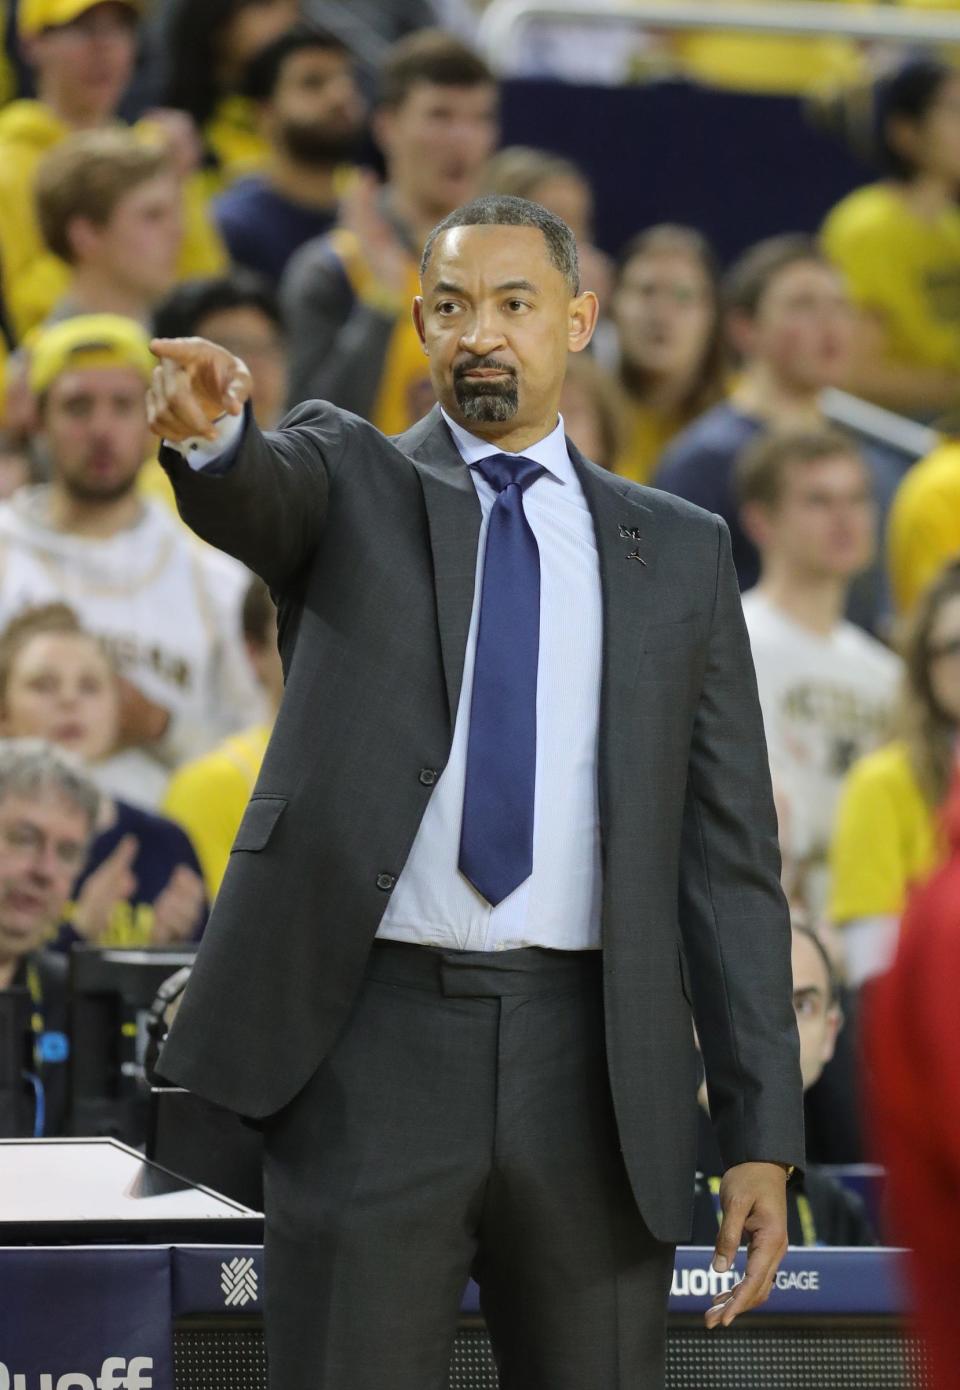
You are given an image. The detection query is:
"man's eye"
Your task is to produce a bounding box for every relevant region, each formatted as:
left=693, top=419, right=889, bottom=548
left=507, top=300, right=529, bottom=311
left=436, top=302, right=458, bottom=315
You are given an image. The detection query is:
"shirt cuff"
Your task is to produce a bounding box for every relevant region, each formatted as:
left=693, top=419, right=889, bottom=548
left=166, top=410, right=246, bottom=470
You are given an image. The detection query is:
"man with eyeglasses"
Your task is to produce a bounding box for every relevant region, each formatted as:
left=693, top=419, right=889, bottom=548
left=0, top=739, right=99, bottom=1138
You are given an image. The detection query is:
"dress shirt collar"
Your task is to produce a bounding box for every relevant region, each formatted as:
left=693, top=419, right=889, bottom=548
left=440, top=406, right=572, bottom=485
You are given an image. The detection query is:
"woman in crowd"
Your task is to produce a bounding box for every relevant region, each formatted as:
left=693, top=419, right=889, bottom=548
left=0, top=603, right=207, bottom=949
left=830, top=560, right=960, bottom=986
left=558, top=352, right=627, bottom=473
left=608, top=224, right=725, bottom=484
left=821, top=58, right=960, bottom=421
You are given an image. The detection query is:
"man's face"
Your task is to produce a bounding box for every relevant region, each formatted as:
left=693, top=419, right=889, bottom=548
left=415, top=223, right=594, bottom=436
left=41, top=365, right=150, bottom=503
left=748, top=453, right=876, bottom=583
left=28, top=3, right=137, bottom=123
left=791, top=930, right=841, bottom=1092
left=741, top=260, right=853, bottom=392
left=612, top=249, right=715, bottom=381
left=0, top=791, right=89, bottom=961
left=78, top=173, right=184, bottom=302
left=266, top=46, right=366, bottom=167
left=376, top=81, right=498, bottom=219
left=197, top=304, right=288, bottom=430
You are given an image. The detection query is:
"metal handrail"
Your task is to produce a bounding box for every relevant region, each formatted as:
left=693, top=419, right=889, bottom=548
left=822, top=389, right=938, bottom=459
left=479, top=0, right=960, bottom=65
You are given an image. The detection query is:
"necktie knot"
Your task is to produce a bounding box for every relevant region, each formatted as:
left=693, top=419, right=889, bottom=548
left=471, top=452, right=544, bottom=495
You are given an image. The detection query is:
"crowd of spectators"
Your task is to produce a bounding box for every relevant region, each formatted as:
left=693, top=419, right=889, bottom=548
left=3, top=0, right=960, bottom=1253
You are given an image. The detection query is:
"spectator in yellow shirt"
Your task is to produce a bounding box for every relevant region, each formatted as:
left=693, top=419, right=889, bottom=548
left=822, top=58, right=960, bottom=421
left=887, top=436, right=960, bottom=614
left=163, top=578, right=281, bottom=897
left=0, top=0, right=226, bottom=342
left=609, top=224, right=725, bottom=485
left=829, top=560, right=960, bottom=984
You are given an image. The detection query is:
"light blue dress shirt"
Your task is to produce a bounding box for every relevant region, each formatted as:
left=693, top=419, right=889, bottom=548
left=176, top=406, right=605, bottom=951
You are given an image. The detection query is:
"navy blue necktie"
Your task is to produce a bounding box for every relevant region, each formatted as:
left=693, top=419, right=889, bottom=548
left=458, top=452, right=545, bottom=906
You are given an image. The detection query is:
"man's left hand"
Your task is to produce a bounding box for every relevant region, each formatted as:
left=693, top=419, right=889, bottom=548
left=705, top=1161, right=789, bottom=1330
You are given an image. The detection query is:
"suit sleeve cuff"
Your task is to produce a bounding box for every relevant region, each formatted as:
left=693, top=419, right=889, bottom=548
left=165, top=409, right=246, bottom=471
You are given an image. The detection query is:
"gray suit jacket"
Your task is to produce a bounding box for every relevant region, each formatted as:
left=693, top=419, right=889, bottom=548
left=157, top=401, right=805, bottom=1243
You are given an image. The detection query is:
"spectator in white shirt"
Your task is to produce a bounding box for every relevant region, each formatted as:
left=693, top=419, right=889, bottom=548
left=736, top=427, right=901, bottom=919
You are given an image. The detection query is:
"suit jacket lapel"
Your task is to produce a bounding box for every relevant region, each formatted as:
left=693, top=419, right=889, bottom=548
left=397, top=406, right=481, bottom=729
left=569, top=441, right=659, bottom=702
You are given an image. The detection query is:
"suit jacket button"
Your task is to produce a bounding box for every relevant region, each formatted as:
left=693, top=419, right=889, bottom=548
left=418, top=768, right=438, bottom=786
left=376, top=872, right=396, bottom=891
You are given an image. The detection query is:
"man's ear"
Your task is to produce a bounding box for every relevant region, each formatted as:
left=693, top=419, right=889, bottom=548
left=740, top=498, right=772, bottom=550
left=568, top=290, right=599, bottom=354
left=412, top=296, right=428, bottom=354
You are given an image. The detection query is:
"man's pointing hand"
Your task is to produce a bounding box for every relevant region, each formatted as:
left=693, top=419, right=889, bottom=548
left=147, top=336, right=252, bottom=444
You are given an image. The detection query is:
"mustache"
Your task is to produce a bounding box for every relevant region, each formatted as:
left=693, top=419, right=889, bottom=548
left=453, top=357, right=517, bottom=381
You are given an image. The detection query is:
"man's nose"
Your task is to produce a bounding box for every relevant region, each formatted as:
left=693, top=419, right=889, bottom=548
left=459, top=309, right=506, bottom=354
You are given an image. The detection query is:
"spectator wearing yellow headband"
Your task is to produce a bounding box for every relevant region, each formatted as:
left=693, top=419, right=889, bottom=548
left=0, top=0, right=225, bottom=343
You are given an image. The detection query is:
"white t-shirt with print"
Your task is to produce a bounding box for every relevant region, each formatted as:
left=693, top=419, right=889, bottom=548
left=742, top=588, right=901, bottom=917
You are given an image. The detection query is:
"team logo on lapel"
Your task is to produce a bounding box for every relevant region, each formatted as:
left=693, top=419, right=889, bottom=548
left=618, top=524, right=647, bottom=564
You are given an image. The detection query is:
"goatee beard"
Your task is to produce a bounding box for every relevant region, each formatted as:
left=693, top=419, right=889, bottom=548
left=453, top=359, right=519, bottom=423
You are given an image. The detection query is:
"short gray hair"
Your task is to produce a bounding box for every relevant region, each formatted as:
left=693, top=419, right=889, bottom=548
left=420, top=195, right=580, bottom=295
left=0, top=738, right=100, bottom=828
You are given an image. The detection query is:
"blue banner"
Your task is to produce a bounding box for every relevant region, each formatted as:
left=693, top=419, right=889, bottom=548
left=0, top=1248, right=174, bottom=1390
left=669, top=1246, right=913, bottom=1315
left=169, top=1244, right=912, bottom=1319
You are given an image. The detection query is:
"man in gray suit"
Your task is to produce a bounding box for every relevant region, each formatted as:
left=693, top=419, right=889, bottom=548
left=148, top=195, right=804, bottom=1390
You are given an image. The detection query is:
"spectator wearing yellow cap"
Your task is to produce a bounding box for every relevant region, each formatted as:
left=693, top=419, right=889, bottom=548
left=0, top=0, right=225, bottom=343
left=34, top=127, right=184, bottom=329
left=0, top=315, right=262, bottom=809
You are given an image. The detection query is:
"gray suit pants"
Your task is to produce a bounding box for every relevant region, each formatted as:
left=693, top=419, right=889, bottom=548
left=262, top=939, right=677, bottom=1389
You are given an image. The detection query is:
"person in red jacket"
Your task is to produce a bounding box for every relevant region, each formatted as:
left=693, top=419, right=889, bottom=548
left=863, top=768, right=960, bottom=1390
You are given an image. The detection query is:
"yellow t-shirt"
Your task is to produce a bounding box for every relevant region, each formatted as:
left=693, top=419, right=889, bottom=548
left=162, top=724, right=271, bottom=897
left=821, top=182, right=960, bottom=374
left=202, top=96, right=271, bottom=196
left=0, top=101, right=227, bottom=342
left=613, top=400, right=683, bottom=485
left=887, top=439, right=960, bottom=614
left=829, top=740, right=942, bottom=922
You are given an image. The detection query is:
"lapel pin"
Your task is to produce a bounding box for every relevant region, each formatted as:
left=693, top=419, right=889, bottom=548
left=618, top=523, right=642, bottom=540
left=625, top=547, right=647, bottom=566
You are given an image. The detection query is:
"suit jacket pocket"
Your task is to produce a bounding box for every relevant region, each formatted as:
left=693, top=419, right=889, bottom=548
left=643, top=613, right=696, bottom=655
left=232, top=794, right=288, bottom=853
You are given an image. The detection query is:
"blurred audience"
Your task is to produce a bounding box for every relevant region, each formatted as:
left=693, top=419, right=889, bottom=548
left=608, top=224, right=724, bottom=485
left=830, top=560, right=960, bottom=986
left=214, top=23, right=366, bottom=286
left=0, top=737, right=98, bottom=1138
left=281, top=28, right=498, bottom=426
left=0, top=315, right=260, bottom=808
left=738, top=429, right=900, bottom=919
left=152, top=0, right=301, bottom=191
left=152, top=272, right=288, bottom=428
left=163, top=578, right=280, bottom=898
left=0, top=0, right=225, bottom=342
left=887, top=429, right=960, bottom=615
left=656, top=234, right=905, bottom=627
left=0, top=603, right=207, bottom=949
left=692, top=923, right=875, bottom=1246
left=483, top=146, right=613, bottom=308
left=559, top=353, right=627, bottom=472
left=822, top=58, right=960, bottom=421
left=34, top=127, right=183, bottom=326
